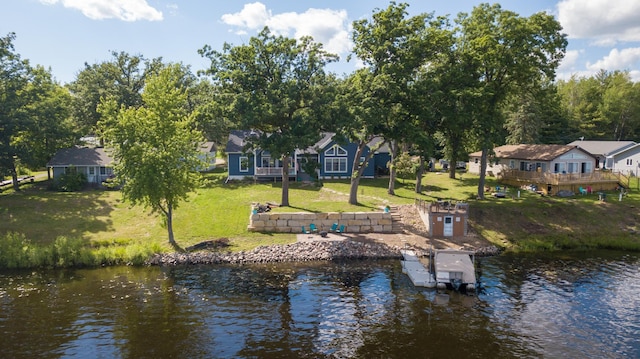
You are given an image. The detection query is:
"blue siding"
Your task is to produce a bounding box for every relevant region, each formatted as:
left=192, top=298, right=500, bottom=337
left=318, top=140, right=379, bottom=178
left=227, top=153, right=254, bottom=177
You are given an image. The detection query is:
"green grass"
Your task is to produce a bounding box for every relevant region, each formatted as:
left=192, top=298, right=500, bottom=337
left=1, top=168, right=639, bottom=268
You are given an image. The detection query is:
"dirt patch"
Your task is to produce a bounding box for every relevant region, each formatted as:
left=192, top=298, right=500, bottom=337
left=300, top=204, right=493, bottom=253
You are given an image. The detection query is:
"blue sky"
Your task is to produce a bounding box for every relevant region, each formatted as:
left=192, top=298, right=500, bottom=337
left=2, top=0, right=640, bottom=84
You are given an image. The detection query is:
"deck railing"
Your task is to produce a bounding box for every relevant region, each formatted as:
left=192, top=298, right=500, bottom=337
left=254, top=167, right=296, bottom=176
left=499, top=169, right=623, bottom=185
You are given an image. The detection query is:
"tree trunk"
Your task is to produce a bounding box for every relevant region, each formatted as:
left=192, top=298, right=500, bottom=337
left=11, top=165, right=19, bottom=192
left=166, top=205, right=179, bottom=250
left=349, top=175, right=361, bottom=205
left=415, top=156, right=424, bottom=193
left=281, top=155, right=290, bottom=207
left=448, top=160, right=456, bottom=179
left=477, top=147, right=488, bottom=199
left=387, top=140, right=398, bottom=195
left=348, top=141, right=368, bottom=205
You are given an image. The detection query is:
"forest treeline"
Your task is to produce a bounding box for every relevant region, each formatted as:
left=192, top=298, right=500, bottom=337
left=2, top=2, right=639, bottom=204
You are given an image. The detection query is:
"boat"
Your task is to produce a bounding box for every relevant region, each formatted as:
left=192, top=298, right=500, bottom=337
left=400, top=249, right=436, bottom=288
left=434, top=249, right=477, bottom=292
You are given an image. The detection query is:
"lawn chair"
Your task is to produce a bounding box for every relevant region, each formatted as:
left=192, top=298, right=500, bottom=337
left=301, top=226, right=310, bottom=234
left=309, top=223, right=319, bottom=233
left=337, top=225, right=346, bottom=234
left=329, top=223, right=338, bottom=232
left=579, top=186, right=587, bottom=195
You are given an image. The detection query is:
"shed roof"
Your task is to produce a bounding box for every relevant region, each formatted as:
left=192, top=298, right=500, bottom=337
left=47, top=147, right=113, bottom=167
left=469, top=144, right=592, bottom=161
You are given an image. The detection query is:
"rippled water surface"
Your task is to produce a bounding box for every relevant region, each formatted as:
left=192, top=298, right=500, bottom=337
left=0, top=251, right=638, bottom=358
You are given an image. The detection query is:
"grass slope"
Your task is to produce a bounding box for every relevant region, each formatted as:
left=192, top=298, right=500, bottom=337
left=1, top=169, right=639, bottom=266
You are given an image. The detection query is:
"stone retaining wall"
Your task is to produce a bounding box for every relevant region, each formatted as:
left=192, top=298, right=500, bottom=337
left=248, top=211, right=393, bottom=233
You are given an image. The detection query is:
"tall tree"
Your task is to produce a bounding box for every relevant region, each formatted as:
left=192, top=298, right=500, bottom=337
left=600, top=71, right=640, bottom=141
left=15, top=66, right=77, bottom=177
left=68, top=51, right=163, bottom=136
left=99, top=64, right=205, bottom=249
left=200, top=27, right=338, bottom=207
left=456, top=4, right=567, bottom=198
left=0, top=33, right=75, bottom=189
left=349, top=2, right=448, bottom=198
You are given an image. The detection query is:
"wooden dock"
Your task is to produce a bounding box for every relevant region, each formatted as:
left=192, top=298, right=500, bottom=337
left=400, top=249, right=436, bottom=288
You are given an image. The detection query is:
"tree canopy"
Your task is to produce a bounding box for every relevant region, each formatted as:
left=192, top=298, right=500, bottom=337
left=99, top=64, right=205, bottom=249
left=200, top=27, right=338, bottom=207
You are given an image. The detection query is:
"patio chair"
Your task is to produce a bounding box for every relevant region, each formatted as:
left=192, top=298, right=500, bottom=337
left=579, top=186, right=587, bottom=195
left=309, top=223, right=319, bottom=233
left=337, top=225, right=346, bottom=234
left=329, top=223, right=338, bottom=232
left=301, top=226, right=310, bottom=234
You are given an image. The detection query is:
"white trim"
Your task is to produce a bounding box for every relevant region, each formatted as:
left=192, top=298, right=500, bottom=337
left=324, top=157, right=347, bottom=173
left=239, top=156, right=249, bottom=172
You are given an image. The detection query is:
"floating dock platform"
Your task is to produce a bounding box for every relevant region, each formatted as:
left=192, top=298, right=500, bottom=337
left=400, top=249, right=436, bottom=288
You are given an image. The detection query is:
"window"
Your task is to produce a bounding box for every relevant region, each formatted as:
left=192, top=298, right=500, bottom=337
left=261, top=156, right=271, bottom=168
left=627, top=159, right=633, bottom=166
left=325, top=158, right=347, bottom=173
left=89, top=167, right=95, bottom=175
left=324, top=145, right=347, bottom=156
left=568, top=162, right=579, bottom=173
left=240, top=156, right=249, bottom=172
left=554, top=163, right=566, bottom=173
left=509, top=160, right=515, bottom=169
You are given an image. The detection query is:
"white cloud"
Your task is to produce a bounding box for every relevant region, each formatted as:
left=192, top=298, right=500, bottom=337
left=40, top=0, right=163, bottom=22
left=221, top=2, right=270, bottom=29
left=557, top=0, right=640, bottom=44
left=221, top=2, right=351, bottom=55
left=587, top=47, right=640, bottom=72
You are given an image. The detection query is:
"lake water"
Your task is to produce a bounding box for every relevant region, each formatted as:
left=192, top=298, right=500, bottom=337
left=0, top=251, right=638, bottom=358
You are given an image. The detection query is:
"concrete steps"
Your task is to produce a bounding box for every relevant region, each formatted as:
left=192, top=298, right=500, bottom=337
left=389, top=206, right=405, bottom=233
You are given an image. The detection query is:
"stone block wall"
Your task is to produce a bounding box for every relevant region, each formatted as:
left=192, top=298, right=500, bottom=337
left=248, top=211, right=393, bottom=233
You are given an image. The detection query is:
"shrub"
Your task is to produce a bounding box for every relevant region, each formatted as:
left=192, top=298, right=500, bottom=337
left=54, top=169, right=87, bottom=192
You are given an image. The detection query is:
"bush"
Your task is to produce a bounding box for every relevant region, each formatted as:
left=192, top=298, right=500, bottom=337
left=54, top=170, right=87, bottom=192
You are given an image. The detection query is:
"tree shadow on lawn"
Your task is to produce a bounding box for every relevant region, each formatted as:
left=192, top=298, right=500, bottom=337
left=1, top=186, right=115, bottom=243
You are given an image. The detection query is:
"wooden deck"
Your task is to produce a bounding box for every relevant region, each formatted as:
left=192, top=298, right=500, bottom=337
left=498, top=170, right=628, bottom=195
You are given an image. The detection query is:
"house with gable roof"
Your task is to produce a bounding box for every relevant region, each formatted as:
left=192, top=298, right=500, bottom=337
left=567, top=140, right=636, bottom=170
left=468, top=144, right=625, bottom=195
left=606, top=143, right=640, bottom=176
left=47, top=146, right=115, bottom=185
left=225, top=130, right=390, bottom=181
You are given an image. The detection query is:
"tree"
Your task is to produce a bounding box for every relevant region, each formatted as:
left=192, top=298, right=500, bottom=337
left=14, top=66, right=77, bottom=178
left=68, top=51, right=163, bottom=136
left=350, top=2, right=449, bottom=195
left=0, top=33, right=76, bottom=190
left=456, top=4, right=567, bottom=198
left=0, top=33, right=31, bottom=189
left=99, top=64, right=205, bottom=249
left=200, top=27, right=338, bottom=207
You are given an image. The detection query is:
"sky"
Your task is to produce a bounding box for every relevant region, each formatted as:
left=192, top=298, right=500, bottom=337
left=2, top=0, right=640, bottom=84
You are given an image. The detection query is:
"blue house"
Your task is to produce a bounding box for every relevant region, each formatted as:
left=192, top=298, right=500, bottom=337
left=225, top=130, right=391, bottom=181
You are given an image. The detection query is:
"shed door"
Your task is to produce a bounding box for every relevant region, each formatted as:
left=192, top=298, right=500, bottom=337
left=443, top=216, right=453, bottom=236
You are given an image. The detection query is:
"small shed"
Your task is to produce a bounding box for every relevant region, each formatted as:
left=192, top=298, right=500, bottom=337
left=417, top=200, right=468, bottom=238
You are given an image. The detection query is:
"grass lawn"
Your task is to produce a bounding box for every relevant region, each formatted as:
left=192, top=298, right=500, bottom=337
left=1, top=168, right=639, bottom=266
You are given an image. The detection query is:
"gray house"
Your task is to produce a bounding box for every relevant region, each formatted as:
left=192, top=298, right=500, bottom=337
left=607, top=143, right=640, bottom=176
left=567, top=140, right=636, bottom=170
left=47, top=147, right=114, bottom=185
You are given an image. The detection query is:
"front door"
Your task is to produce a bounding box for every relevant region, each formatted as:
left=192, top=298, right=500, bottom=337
left=443, top=216, right=453, bottom=236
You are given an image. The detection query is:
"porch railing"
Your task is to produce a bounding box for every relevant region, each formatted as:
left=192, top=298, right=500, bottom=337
left=254, top=167, right=296, bottom=176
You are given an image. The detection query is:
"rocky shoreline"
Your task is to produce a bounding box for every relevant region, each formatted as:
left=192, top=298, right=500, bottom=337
left=147, top=240, right=500, bottom=266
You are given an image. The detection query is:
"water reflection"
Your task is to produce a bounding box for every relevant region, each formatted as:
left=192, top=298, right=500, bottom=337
left=0, top=252, right=638, bottom=358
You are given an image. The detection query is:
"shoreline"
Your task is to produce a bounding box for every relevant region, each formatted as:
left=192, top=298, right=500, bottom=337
left=147, top=238, right=500, bottom=266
